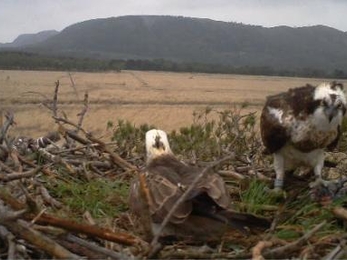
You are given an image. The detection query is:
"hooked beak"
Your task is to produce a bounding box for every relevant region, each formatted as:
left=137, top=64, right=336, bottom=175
left=325, top=106, right=338, bottom=122
left=153, top=135, right=165, bottom=150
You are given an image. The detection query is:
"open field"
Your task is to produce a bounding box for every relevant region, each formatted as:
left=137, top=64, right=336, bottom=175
left=0, top=69, right=345, bottom=138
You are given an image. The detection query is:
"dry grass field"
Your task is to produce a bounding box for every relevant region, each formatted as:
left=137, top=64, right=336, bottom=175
left=0, top=69, right=345, bottom=138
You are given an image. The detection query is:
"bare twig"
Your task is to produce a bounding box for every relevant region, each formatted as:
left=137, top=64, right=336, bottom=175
left=322, top=239, right=347, bottom=260
left=52, top=80, right=59, bottom=117
left=252, top=241, right=274, bottom=260
left=0, top=166, right=42, bottom=182
left=38, top=185, right=63, bottom=208
left=75, top=92, right=88, bottom=134
left=262, top=221, right=327, bottom=258
left=0, top=206, right=28, bottom=222
left=68, top=72, right=79, bottom=98
left=66, top=233, right=131, bottom=260
left=87, top=133, right=138, bottom=172
left=137, top=171, right=154, bottom=240
left=0, top=110, right=15, bottom=144
left=0, top=189, right=146, bottom=247
left=3, top=218, right=80, bottom=259
left=218, top=170, right=245, bottom=180
left=55, top=117, right=89, bottom=135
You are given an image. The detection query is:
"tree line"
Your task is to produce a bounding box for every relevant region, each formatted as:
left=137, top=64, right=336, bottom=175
left=0, top=51, right=346, bottom=79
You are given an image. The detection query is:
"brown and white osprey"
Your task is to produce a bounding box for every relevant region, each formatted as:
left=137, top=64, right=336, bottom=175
left=129, top=129, right=269, bottom=241
left=260, top=82, right=346, bottom=191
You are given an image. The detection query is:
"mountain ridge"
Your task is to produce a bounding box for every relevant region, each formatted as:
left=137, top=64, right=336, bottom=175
left=2, top=15, right=347, bottom=72
left=0, top=30, right=59, bottom=48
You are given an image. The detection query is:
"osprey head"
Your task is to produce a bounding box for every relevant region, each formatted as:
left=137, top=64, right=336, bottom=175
left=145, top=129, right=173, bottom=162
left=313, top=82, right=346, bottom=126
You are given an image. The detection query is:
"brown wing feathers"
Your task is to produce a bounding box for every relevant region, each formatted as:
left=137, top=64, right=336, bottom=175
left=260, top=94, right=289, bottom=153
left=261, top=84, right=319, bottom=153
left=146, top=173, right=192, bottom=224
left=143, top=156, right=269, bottom=232
left=130, top=129, right=270, bottom=240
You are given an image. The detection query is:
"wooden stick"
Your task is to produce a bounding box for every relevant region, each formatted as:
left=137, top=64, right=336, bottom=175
left=0, top=110, right=15, bottom=144
left=263, top=221, right=326, bottom=258
left=3, top=219, right=80, bottom=259
left=76, top=92, right=89, bottom=133
left=0, top=166, right=42, bottom=182
left=87, top=134, right=138, bottom=172
left=0, top=188, right=146, bottom=247
left=65, top=233, right=129, bottom=260
left=252, top=241, right=274, bottom=260
left=36, top=214, right=143, bottom=246
left=52, top=80, right=59, bottom=117
left=0, top=188, right=146, bottom=245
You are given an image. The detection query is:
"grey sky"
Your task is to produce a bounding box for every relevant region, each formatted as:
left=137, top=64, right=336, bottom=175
left=1, top=0, right=346, bottom=43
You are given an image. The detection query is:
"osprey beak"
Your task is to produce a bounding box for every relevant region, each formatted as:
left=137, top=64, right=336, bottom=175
left=154, top=134, right=165, bottom=150
left=325, top=106, right=338, bottom=122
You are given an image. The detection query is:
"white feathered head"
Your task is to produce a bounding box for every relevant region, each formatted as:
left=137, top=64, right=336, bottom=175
left=145, top=129, right=173, bottom=162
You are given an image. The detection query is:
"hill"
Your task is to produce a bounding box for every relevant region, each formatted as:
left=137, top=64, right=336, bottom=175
left=0, top=30, right=59, bottom=48
left=3, top=15, right=347, bottom=72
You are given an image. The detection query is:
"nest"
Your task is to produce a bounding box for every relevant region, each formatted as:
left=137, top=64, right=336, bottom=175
left=0, top=81, right=347, bottom=259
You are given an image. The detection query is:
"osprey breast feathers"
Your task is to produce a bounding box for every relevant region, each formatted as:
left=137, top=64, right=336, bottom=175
left=261, top=82, right=347, bottom=153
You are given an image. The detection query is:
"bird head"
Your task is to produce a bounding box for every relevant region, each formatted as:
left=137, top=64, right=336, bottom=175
left=313, top=82, right=346, bottom=127
left=145, top=129, right=173, bottom=163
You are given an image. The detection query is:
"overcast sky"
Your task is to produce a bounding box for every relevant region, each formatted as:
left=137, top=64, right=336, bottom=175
left=1, top=0, right=346, bottom=43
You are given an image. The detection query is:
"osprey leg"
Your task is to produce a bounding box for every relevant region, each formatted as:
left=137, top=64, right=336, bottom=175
left=309, top=152, right=326, bottom=188
left=273, top=153, right=285, bottom=190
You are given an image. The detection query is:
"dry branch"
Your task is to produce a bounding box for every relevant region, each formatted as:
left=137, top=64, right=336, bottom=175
left=263, top=221, right=326, bottom=258
left=3, top=219, right=80, bottom=259
left=0, top=110, right=15, bottom=144
left=65, top=233, right=129, bottom=259
left=52, top=80, right=59, bottom=117
left=0, top=166, right=42, bottom=182
left=87, top=133, right=138, bottom=172
left=0, top=188, right=145, bottom=246
left=38, top=185, right=63, bottom=208
left=35, top=213, right=145, bottom=246
left=76, top=92, right=89, bottom=133
left=252, top=241, right=274, bottom=260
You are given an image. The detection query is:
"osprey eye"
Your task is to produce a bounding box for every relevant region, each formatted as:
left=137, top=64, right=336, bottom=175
left=321, top=100, right=328, bottom=107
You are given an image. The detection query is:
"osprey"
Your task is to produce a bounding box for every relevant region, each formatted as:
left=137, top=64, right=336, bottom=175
left=260, top=82, right=346, bottom=191
left=129, top=129, right=269, bottom=241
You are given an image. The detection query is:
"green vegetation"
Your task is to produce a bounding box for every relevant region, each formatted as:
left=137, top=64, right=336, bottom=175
left=47, top=178, right=129, bottom=220
left=110, top=119, right=155, bottom=158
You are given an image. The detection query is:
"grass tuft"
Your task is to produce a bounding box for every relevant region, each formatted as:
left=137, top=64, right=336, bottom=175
left=47, top=179, right=129, bottom=221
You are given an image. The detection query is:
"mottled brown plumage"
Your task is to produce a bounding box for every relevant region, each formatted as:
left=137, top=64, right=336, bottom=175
left=129, top=129, right=269, bottom=241
left=260, top=82, right=346, bottom=190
